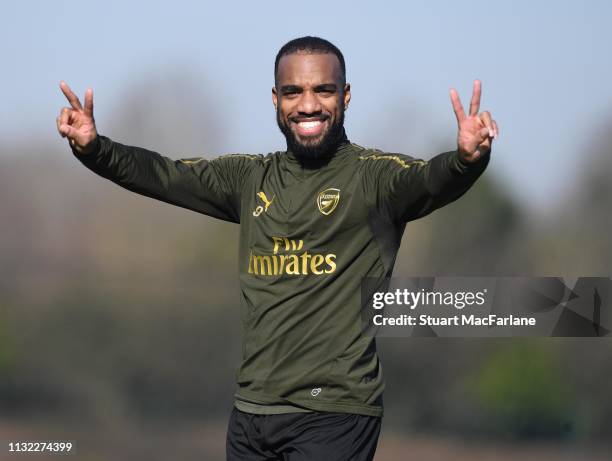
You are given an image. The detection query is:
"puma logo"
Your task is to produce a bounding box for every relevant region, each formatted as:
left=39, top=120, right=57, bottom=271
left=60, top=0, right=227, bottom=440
left=257, top=192, right=274, bottom=211
left=253, top=191, right=275, bottom=217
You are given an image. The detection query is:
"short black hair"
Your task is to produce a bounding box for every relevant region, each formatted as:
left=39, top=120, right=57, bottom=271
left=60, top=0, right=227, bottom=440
left=274, top=36, right=346, bottom=85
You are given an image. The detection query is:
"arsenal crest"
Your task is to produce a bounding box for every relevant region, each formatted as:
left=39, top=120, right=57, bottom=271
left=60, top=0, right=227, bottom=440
left=317, top=188, right=340, bottom=215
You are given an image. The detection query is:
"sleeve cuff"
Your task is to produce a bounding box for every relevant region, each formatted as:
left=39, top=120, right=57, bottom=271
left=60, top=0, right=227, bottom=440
left=71, top=135, right=104, bottom=156
left=451, top=148, right=491, bottom=175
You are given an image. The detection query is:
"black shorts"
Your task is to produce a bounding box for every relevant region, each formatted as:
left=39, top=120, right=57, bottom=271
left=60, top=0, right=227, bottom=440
left=226, top=407, right=382, bottom=461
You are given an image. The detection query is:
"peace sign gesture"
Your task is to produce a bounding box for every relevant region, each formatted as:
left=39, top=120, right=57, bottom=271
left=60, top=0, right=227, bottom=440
left=450, top=80, right=498, bottom=163
left=56, top=81, right=99, bottom=155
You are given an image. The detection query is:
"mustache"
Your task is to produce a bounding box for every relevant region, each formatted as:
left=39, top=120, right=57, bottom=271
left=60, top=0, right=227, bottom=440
left=276, top=107, right=345, bottom=163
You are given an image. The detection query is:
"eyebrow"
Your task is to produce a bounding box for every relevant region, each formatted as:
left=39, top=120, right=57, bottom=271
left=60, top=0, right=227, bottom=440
left=315, top=84, right=338, bottom=92
left=280, top=85, right=302, bottom=94
left=279, top=83, right=338, bottom=94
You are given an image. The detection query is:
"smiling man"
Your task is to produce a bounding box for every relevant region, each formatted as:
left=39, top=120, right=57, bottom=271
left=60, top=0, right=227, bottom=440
left=273, top=49, right=349, bottom=161
left=57, top=36, right=497, bottom=461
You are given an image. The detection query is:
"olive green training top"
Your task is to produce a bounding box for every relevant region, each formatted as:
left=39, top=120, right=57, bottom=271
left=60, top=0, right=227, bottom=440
left=72, top=129, right=489, bottom=418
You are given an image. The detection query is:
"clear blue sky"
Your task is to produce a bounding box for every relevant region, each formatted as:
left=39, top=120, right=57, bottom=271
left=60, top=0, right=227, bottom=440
left=3, top=0, right=611, bottom=214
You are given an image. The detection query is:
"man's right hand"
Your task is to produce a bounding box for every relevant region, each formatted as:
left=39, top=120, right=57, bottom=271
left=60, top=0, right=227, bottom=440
left=56, top=81, right=98, bottom=155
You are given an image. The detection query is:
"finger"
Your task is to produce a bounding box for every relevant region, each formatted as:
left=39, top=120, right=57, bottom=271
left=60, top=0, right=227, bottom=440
left=475, top=132, right=492, bottom=158
left=492, top=119, right=499, bottom=138
left=56, top=116, right=63, bottom=136
left=59, top=107, right=71, bottom=127
left=450, top=88, right=466, bottom=123
left=479, top=138, right=492, bottom=154
left=469, top=79, right=481, bottom=117
left=479, top=111, right=494, bottom=137
left=56, top=107, right=71, bottom=137
left=59, top=123, right=79, bottom=139
left=59, top=81, right=83, bottom=111
left=478, top=127, right=490, bottom=142
left=84, top=88, right=94, bottom=117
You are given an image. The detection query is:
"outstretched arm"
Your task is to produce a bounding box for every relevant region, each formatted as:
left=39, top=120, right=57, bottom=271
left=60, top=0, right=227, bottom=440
left=56, top=82, right=256, bottom=223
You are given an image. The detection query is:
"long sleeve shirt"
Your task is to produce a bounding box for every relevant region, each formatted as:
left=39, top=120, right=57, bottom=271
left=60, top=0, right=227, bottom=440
left=72, top=129, right=489, bottom=417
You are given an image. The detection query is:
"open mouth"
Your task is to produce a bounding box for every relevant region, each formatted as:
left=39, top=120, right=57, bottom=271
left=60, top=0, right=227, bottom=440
left=292, top=118, right=328, bottom=137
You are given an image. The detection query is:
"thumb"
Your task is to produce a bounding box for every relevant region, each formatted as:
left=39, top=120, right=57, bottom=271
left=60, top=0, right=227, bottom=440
left=59, top=123, right=79, bottom=139
left=477, top=127, right=490, bottom=141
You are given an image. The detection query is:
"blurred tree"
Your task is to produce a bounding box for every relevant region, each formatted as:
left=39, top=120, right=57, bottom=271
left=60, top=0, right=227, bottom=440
left=469, top=340, right=574, bottom=439
left=395, top=174, right=529, bottom=277
left=528, top=110, right=612, bottom=275
left=0, top=67, right=241, bottom=424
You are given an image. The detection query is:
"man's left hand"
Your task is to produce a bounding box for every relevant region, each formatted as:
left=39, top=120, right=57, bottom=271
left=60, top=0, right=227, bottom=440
left=450, top=80, right=498, bottom=163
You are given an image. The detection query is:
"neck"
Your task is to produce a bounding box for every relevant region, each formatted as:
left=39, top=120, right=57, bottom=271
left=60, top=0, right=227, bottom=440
left=287, top=128, right=349, bottom=169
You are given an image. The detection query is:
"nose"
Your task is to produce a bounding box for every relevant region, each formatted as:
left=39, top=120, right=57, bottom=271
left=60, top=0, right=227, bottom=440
left=297, top=90, right=322, bottom=115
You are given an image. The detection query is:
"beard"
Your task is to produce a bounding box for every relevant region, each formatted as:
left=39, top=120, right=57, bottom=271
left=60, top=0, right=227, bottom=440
left=277, top=108, right=345, bottom=162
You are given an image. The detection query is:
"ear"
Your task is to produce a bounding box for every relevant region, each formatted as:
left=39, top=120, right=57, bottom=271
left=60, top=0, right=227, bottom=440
left=272, top=86, right=278, bottom=111
left=343, top=83, right=351, bottom=109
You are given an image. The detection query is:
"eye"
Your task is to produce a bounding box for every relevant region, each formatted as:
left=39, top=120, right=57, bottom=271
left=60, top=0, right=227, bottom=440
left=315, top=87, right=336, bottom=97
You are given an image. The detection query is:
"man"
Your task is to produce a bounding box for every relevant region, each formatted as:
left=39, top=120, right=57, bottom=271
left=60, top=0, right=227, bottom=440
left=57, top=36, right=498, bottom=461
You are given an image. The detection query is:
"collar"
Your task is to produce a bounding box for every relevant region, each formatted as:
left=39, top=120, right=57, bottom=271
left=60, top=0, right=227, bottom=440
left=284, top=128, right=352, bottom=170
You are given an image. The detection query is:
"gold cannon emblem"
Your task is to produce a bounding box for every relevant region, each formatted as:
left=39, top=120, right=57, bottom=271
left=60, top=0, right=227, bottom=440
left=317, top=188, right=340, bottom=216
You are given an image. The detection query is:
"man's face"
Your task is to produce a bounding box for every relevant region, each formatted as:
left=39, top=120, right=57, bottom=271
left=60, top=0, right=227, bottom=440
left=273, top=52, right=351, bottom=160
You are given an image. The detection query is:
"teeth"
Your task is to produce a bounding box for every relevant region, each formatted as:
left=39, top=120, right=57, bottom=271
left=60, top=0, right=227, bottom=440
left=298, top=121, right=322, bottom=128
